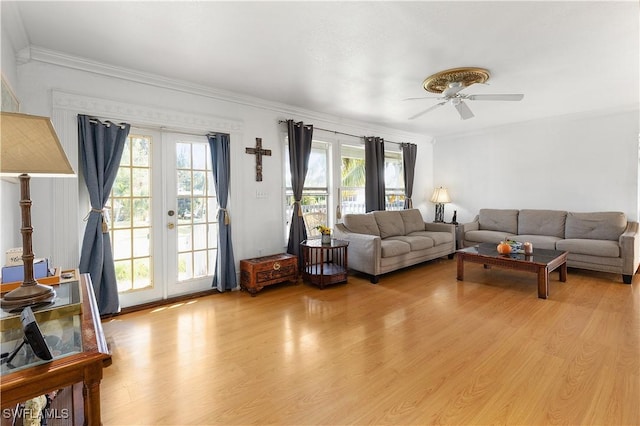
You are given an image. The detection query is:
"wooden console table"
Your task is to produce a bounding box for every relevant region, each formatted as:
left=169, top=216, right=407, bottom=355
left=300, top=239, right=349, bottom=289
left=1, top=274, right=111, bottom=425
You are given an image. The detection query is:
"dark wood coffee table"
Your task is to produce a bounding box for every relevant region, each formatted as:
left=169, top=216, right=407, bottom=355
left=456, top=243, right=568, bottom=299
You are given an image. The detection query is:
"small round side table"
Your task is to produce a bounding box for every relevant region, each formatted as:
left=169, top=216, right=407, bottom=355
left=300, top=239, right=349, bottom=289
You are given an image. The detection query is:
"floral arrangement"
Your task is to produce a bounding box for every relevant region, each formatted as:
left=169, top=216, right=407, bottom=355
left=315, top=225, right=331, bottom=235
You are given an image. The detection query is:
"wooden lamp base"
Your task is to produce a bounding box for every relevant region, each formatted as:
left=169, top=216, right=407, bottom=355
left=1, top=283, right=56, bottom=310
left=0, top=174, right=57, bottom=311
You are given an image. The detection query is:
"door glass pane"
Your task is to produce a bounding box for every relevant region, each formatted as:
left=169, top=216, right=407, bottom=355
left=193, top=251, right=208, bottom=278
left=192, top=144, right=206, bottom=170
left=178, top=252, right=192, bottom=281
left=112, top=229, right=132, bottom=259
left=175, top=142, right=217, bottom=283
left=108, top=134, right=153, bottom=293
left=132, top=137, right=150, bottom=167
left=132, top=168, right=150, bottom=196
left=176, top=143, right=191, bottom=169
left=133, top=228, right=150, bottom=257
left=112, top=198, right=131, bottom=229
left=133, top=258, right=151, bottom=290
left=114, top=260, right=132, bottom=292
left=193, top=224, right=207, bottom=250
left=113, top=168, right=131, bottom=197
left=178, top=225, right=193, bottom=251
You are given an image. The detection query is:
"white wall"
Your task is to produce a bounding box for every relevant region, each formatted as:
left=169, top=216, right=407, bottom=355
left=433, top=109, right=640, bottom=224
left=0, top=25, right=21, bottom=262
left=8, top=56, right=433, bottom=272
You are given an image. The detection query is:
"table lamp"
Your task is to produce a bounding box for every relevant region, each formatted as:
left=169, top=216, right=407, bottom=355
left=430, top=186, right=451, bottom=223
left=1, top=112, right=75, bottom=310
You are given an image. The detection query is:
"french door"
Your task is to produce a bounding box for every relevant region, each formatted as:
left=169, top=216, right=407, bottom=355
left=111, top=129, right=217, bottom=308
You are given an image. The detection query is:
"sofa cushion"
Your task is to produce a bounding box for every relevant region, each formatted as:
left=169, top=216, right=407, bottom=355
left=409, top=230, right=453, bottom=246
left=479, top=209, right=519, bottom=234
left=386, top=235, right=434, bottom=251
left=556, top=239, right=620, bottom=258
left=400, top=209, right=425, bottom=234
left=373, top=211, right=405, bottom=239
left=343, top=213, right=380, bottom=236
left=565, top=212, right=626, bottom=241
left=465, top=230, right=513, bottom=245
left=380, top=239, right=411, bottom=258
left=510, top=235, right=562, bottom=250
left=518, top=209, right=567, bottom=238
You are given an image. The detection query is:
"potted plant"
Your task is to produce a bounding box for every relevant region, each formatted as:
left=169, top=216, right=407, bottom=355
left=316, top=225, right=332, bottom=244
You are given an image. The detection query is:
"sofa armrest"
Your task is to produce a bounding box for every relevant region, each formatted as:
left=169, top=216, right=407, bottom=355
left=620, top=221, right=640, bottom=275
left=461, top=215, right=480, bottom=233
left=334, top=223, right=382, bottom=276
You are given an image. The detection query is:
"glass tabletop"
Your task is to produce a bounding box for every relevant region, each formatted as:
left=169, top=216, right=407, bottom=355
left=1, top=281, right=83, bottom=375
left=301, top=238, right=349, bottom=248
left=458, top=242, right=567, bottom=264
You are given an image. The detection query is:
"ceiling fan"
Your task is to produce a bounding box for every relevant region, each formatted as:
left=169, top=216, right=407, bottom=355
left=406, top=67, right=524, bottom=120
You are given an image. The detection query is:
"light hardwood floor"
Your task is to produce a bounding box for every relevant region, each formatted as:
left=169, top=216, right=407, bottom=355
left=100, top=257, right=639, bottom=425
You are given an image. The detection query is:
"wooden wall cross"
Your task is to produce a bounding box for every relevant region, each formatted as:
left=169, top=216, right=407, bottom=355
left=245, top=137, right=272, bottom=182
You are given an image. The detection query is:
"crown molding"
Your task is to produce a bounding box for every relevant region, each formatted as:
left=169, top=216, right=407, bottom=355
left=52, top=90, right=244, bottom=134
left=27, top=45, right=334, bottom=123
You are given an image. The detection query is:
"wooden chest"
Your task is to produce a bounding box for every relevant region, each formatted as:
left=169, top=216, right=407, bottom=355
left=239, top=253, right=298, bottom=296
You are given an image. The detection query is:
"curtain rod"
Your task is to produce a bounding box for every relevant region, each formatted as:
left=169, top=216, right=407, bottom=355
left=278, top=120, right=406, bottom=146
left=88, top=117, right=128, bottom=129
left=87, top=117, right=215, bottom=137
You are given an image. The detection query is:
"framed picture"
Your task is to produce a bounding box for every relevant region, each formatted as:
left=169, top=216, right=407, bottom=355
left=1, top=74, right=20, bottom=112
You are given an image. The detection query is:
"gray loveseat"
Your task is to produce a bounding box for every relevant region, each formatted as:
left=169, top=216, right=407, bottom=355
left=462, top=209, right=640, bottom=284
left=334, top=209, right=456, bottom=283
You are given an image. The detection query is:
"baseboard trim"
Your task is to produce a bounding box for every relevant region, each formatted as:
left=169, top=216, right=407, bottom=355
left=102, top=289, right=223, bottom=319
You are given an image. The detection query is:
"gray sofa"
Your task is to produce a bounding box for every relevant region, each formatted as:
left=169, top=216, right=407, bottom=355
left=334, top=209, right=456, bottom=283
left=462, top=209, right=640, bottom=284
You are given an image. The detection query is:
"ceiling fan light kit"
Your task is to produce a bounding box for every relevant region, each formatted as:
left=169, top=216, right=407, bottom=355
left=408, top=66, right=524, bottom=121
left=422, top=67, right=491, bottom=93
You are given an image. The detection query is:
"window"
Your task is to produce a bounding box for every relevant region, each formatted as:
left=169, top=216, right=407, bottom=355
left=340, top=145, right=366, bottom=215
left=284, top=141, right=330, bottom=238
left=339, top=144, right=405, bottom=215
left=384, top=150, right=405, bottom=211
left=284, top=137, right=406, bottom=239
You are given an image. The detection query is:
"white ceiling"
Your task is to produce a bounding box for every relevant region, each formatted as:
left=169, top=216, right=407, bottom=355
left=3, top=1, right=639, bottom=137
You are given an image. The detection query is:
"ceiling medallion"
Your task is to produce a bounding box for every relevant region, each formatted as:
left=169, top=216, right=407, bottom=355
left=422, top=67, right=490, bottom=93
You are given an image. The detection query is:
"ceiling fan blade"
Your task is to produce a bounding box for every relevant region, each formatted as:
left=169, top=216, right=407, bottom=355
left=408, top=102, right=446, bottom=120
left=403, top=96, right=443, bottom=101
left=467, top=94, right=524, bottom=101
left=454, top=100, right=474, bottom=120
left=442, top=82, right=467, bottom=98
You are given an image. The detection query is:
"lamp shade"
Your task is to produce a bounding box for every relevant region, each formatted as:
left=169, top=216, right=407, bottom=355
left=1, top=112, right=74, bottom=176
left=430, top=187, right=451, bottom=204
left=1, top=112, right=75, bottom=310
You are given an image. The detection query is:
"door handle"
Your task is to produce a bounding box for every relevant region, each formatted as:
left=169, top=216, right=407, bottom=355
left=167, top=223, right=175, bottom=230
